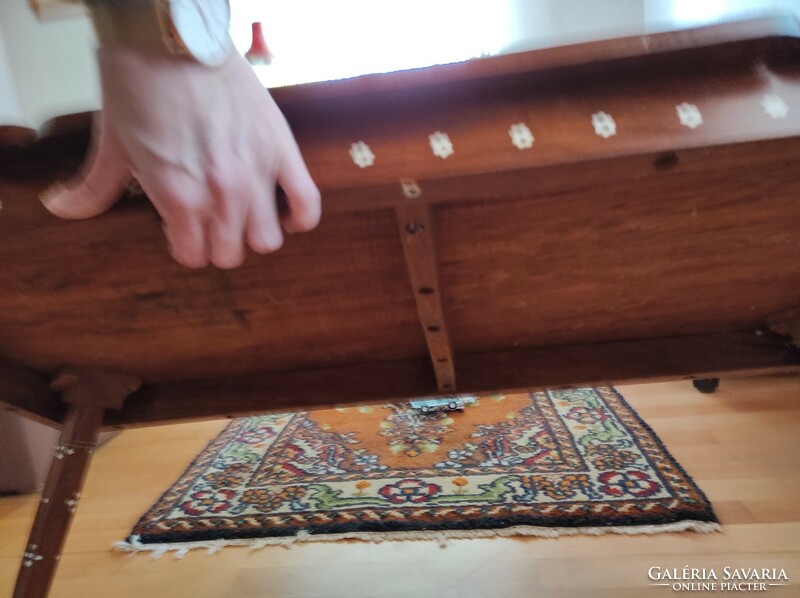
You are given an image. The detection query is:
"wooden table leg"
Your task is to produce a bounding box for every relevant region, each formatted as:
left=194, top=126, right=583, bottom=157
left=10, top=367, right=140, bottom=598
left=12, top=402, right=105, bottom=598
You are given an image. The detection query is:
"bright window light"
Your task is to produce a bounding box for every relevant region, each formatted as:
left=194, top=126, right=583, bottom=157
left=669, top=0, right=731, bottom=24
left=230, top=0, right=514, bottom=88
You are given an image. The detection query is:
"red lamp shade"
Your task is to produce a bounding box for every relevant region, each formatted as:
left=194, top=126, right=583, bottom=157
left=246, top=22, right=273, bottom=65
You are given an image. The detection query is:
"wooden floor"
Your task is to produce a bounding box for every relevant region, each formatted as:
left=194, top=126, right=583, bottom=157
left=1, top=376, right=799, bottom=597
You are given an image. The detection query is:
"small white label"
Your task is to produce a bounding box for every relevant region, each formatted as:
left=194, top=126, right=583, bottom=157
left=400, top=178, right=422, bottom=199
left=676, top=103, right=702, bottom=129
left=429, top=132, right=454, bottom=159
left=509, top=123, right=534, bottom=149
left=349, top=141, right=375, bottom=168
left=592, top=111, right=617, bottom=138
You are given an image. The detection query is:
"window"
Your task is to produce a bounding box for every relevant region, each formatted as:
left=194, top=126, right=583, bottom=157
left=659, top=0, right=799, bottom=26
left=230, top=0, right=514, bottom=87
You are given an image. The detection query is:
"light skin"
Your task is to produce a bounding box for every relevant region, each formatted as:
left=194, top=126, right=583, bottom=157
left=41, top=5, right=321, bottom=269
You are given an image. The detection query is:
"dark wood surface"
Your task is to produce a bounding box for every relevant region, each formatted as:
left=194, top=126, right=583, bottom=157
left=105, top=330, right=799, bottom=429
left=1, top=17, right=799, bottom=427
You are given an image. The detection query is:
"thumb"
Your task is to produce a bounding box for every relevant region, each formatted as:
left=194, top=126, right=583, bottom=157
left=40, top=112, right=131, bottom=219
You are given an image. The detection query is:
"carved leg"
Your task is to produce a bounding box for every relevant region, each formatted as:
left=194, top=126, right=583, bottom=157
left=13, top=403, right=104, bottom=598
left=12, top=367, right=140, bottom=598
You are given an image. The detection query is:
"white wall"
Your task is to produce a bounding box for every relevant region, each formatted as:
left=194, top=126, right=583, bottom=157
left=0, top=28, right=22, bottom=124
left=0, top=2, right=99, bottom=128
left=0, top=411, right=59, bottom=494
left=652, top=0, right=800, bottom=26
left=509, top=0, right=646, bottom=52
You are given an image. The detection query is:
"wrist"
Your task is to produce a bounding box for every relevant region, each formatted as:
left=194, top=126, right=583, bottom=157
left=88, top=0, right=234, bottom=66
left=90, top=1, right=174, bottom=58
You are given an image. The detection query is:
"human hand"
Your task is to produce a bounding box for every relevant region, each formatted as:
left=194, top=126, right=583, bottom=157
left=41, top=48, right=321, bottom=269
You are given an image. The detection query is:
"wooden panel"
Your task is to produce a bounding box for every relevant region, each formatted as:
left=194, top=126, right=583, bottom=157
left=434, top=144, right=800, bottom=354
left=104, top=331, right=800, bottom=428
left=0, top=186, right=427, bottom=383
left=276, top=25, right=800, bottom=199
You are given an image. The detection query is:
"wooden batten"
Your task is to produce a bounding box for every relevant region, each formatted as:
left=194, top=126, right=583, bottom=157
left=105, top=330, right=800, bottom=429
left=395, top=199, right=456, bottom=392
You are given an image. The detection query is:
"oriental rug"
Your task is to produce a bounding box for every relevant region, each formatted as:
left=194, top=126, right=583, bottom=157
left=116, top=387, right=719, bottom=556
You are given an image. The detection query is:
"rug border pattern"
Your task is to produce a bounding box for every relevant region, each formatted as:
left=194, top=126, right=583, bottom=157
left=125, top=387, right=719, bottom=546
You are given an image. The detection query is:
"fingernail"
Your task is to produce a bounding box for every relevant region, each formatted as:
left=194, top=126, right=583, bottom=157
left=39, top=182, right=67, bottom=211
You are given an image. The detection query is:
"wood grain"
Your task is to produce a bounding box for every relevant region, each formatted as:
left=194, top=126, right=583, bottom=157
left=433, top=156, right=800, bottom=355
left=0, top=196, right=427, bottom=383
left=0, top=17, right=798, bottom=423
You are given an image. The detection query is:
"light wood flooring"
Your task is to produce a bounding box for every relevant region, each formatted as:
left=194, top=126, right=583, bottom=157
left=1, top=376, right=799, bottom=597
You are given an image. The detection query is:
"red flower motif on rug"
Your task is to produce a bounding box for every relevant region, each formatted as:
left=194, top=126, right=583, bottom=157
left=378, top=479, right=442, bottom=504
left=598, top=470, right=661, bottom=498
left=179, top=489, right=236, bottom=516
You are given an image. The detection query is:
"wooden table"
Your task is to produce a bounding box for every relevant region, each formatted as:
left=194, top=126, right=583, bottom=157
left=2, top=16, right=800, bottom=597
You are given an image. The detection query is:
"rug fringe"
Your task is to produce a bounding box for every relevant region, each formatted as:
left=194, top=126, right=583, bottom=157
left=113, top=520, right=721, bottom=559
